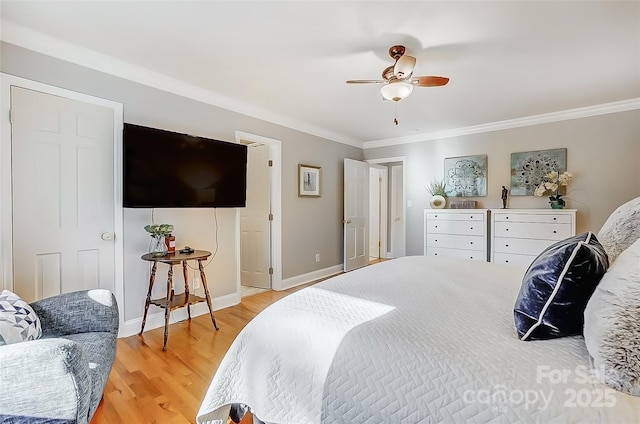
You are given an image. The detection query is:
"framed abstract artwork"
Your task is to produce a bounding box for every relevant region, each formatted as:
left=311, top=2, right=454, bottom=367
left=444, top=154, right=487, bottom=197
left=510, top=148, right=567, bottom=196
left=298, top=164, right=321, bottom=197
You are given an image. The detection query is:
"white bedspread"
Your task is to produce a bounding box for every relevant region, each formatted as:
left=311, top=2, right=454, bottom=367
left=197, top=256, right=640, bottom=423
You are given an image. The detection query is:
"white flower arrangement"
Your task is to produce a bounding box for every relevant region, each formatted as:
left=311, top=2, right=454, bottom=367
left=534, top=171, right=572, bottom=206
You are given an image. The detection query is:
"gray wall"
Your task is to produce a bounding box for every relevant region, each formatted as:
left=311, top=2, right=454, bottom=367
left=1, top=42, right=362, bottom=323
left=365, top=111, right=640, bottom=255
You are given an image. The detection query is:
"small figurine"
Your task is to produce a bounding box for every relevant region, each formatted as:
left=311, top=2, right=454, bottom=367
left=501, top=186, right=509, bottom=209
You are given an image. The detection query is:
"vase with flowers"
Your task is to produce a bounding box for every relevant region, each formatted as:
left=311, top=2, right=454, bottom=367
left=425, top=179, right=448, bottom=209
left=534, top=171, right=572, bottom=209
left=144, top=223, right=174, bottom=257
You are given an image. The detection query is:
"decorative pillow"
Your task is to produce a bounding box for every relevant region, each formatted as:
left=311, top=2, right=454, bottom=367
left=584, top=238, right=640, bottom=396
left=597, top=196, right=640, bottom=263
left=0, top=289, right=42, bottom=345
left=514, top=232, right=609, bottom=341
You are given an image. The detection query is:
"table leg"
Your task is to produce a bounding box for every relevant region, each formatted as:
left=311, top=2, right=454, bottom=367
left=198, top=259, right=219, bottom=330
left=163, top=265, right=174, bottom=351
left=182, top=260, right=191, bottom=320
left=140, top=261, right=157, bottom=335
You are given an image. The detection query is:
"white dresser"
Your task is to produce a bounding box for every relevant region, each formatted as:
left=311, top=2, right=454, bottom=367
left=424, top=209, right=489, bottom=261
left=490, top=209, right=577, bottom=267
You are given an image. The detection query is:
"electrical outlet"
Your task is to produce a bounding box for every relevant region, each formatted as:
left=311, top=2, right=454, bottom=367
left=315, top=253, right=320, bottom=263
left=192, top=274, right=201, bottom=289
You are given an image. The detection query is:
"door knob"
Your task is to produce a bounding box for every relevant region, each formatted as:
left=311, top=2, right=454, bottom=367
left=101, top=232, right=114, bottom=241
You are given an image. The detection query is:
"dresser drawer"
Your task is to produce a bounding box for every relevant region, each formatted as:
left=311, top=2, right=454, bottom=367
left=426, top=234, right=484, bottom=251
left=426, top=220, right=485, bottom=236
left=493, top=221, right=572, bottom=240
left=426, top=247, right=486, bottom=261
left=493, top=252, right=537, bottom=267
left=426, top=212, right=485, bottom=222
left=493, top=213, right=572, bottom=224
left=492, top=237, right=557, bottom=256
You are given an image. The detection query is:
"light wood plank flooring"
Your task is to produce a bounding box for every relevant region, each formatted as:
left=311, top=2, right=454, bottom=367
left=91, top=283, right=314, bottom=424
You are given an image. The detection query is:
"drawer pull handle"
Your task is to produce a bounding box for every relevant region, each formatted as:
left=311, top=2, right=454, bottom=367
left=435, top=239, right=438, bottom=242
left=505, top=260, right=509, bottom=263
left=506, top=228, right=509, bottom=231
left=434, top=253, right=438, bottom=256
left=506, top=216, right=509, bottom=219
left=470, top=227, right=474, bottom=230
left=553, top=217, right=557, bottom=221
left=470, top=242, right=473, bottom=245
left=505, top=244, right=509, bottom=247
left=553, top=230, right=557, bottom=234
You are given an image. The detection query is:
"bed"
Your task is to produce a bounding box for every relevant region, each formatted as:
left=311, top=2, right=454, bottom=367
left=197, top=199, right=640, bottom=424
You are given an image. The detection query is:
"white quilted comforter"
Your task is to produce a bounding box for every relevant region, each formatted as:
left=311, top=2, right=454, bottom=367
left=197, top=256, right=639, bottom=423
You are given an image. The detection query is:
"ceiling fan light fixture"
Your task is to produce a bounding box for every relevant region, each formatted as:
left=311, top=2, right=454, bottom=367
left=394, top=55, right=416, bottom=78
left=380, top=80, right=413, bottom=102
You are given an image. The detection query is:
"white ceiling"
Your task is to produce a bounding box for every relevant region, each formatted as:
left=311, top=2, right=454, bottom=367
left=1, top=1, right=639, bottom=147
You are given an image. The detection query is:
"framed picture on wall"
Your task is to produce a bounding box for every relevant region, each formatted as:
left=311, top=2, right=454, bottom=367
left=510, top=148, right=567, bottom=196
left=298, top=164, right=321, bottom=197
left=444, top=154, right=488, bottom=197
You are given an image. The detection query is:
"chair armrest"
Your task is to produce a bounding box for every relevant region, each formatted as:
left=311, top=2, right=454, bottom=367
left=0, top=338, right=91, bottom=423
left=30, top=289, right=119, bottom=337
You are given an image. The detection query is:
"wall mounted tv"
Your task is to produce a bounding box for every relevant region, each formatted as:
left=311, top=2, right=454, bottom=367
left=123, top=123, right=247, bottom=208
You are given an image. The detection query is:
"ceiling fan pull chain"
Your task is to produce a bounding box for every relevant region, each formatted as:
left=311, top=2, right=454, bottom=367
left=394, top=104, right=399, bottom=125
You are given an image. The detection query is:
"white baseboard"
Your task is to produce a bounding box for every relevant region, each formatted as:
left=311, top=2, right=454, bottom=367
left=119, top=291, right=240, bottom=338
left=278, top=264, right=343, bottom=291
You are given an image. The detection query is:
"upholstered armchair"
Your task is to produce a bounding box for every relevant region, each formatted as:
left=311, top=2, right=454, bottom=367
left=0, top=289, right=119, bottom=424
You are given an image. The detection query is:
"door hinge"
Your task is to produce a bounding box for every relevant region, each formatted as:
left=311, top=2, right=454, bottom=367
left=269, top=267, right=274, bottom=275
left=379, top=241, right=382, bottom=247
left=9, top=109, right=12, bottom=124
left=268, top=160, right=273, bottom=167
left=268, top=213, right=273, bottom=221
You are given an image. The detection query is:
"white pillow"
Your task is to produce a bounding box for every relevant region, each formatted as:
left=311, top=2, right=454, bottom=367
left=597, top=196, right=640, bottom=263
left=584, top=238, right=640, bottom=396
left=0, top=289, right=42, bottom=345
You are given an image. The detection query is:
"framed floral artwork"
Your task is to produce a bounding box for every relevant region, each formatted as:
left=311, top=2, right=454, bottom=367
left=298, top=164, right=321, bottom=197
left=510, top=148, right=567, bottom=196
left=444, top=154, right=487, bottom=197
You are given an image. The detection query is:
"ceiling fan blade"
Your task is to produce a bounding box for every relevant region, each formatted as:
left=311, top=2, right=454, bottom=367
left=412, top=76, right=450, bottom=87
left=346, top=79, right=385, bottom=84
left=394, top=55, right=416, bottom=78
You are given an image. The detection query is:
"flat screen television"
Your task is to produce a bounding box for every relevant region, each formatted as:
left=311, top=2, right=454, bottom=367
left=123, top=123, right=247, bottom=208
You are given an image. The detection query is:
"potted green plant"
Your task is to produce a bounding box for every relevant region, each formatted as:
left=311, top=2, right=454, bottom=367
left=425, top=179, right=448, bottom=209
left=144, top=224, right=174, bottom=256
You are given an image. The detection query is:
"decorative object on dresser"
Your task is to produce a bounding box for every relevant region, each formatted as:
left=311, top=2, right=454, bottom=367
left=510, top=148, right=567, bottom=196
left=450, top=200, right=477, bottom=209
left=424, top=209, right=488, bottom=261
left=444, top=154, right=487, bottom=197
left=425, top=179, right=447, bottom=209
left=533, top=170, right=573, bottom=209
left=491, top=209, right=577, bottom=267
left=501, top=185, right=508, bottom=208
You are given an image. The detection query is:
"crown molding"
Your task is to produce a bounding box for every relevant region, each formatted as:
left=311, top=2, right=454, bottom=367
left=363, top=98, right=640, bottom=149
left=0, top=20, right=364, bottom=149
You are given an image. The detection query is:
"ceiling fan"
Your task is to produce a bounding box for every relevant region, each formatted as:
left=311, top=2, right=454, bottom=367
left=346, top=45, right=449, bottom=102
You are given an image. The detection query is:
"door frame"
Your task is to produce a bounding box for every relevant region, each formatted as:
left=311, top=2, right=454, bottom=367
left=366, top=156, right=406, bottom=258
left=234, top=131, right=282, bottom=291
left=0, top=73, right=125, bottom=320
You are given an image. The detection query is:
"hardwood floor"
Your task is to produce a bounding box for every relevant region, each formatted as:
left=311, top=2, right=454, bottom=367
left=91, top=282, right=315, bottom=424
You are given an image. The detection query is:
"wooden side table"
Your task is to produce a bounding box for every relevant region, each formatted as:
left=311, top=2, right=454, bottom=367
left=140, top=249, right=219, bottom=350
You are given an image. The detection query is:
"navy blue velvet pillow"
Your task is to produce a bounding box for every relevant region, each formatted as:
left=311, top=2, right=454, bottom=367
left=514, top=232, right=609, bottom=341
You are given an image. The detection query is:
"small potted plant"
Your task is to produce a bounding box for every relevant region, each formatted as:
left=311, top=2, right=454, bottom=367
left=426, top=179, right=448, bottom=209
left=144, top=224, right=174, bottom=256
left=534, top=171, right=572, bottom=209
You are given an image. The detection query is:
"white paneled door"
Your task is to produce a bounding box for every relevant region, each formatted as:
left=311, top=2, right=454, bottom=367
left=390, top=164, right=406, bottom=258
left=344, top=158, right=369, bottom=272
left=240, top=143, right=271, bottom=289
left=11, top=86, right=115, bottom=302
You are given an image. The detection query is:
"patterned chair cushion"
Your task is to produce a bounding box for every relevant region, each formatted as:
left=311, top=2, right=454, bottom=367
left=0, top=290, right=42, bottom=345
